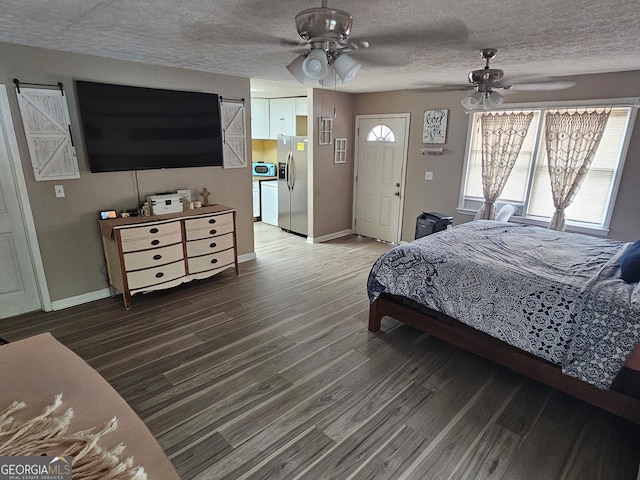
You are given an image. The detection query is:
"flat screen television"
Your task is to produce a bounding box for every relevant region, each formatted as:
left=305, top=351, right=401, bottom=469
left=75, top=80, right=223, bottom=172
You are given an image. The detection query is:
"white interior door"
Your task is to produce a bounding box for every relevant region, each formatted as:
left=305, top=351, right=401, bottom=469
left=354, top=115, right=409, bottom=243
left=0, top=87, right=42, bottom=317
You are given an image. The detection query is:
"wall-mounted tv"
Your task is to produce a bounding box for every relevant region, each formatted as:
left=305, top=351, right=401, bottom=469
left=75, top=80, right=223, bottom=172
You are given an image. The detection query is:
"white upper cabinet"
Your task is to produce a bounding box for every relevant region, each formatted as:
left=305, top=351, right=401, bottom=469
left=251, top=97, right=307, bottom=140
left=250, top=98, right=270, bottom=140
left=295, top=97, right=308, bottom=116
left=269, top=98, right=296, bottom=139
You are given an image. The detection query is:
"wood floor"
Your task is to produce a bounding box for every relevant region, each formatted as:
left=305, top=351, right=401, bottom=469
left=2, top=222, right=640, bottom=479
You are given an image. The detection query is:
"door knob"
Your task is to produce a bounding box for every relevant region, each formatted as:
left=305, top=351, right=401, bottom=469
left=394, top=192, right=400, bottom=196
left=396, top=183, right=400, bottom=187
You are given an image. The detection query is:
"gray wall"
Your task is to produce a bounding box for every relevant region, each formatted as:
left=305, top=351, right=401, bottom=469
left=3, top=39, right=639, bottom=306
left=309, top=89, right=356, bottom=239
left=354, top=70, right=640, bottom=242
left=0, top=42, right=253, bottom=302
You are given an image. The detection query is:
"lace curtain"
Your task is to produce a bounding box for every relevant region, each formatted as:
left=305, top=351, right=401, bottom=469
left=545, top=108, right=610, bottom=231
left=474, top=112, right=534, bottom=220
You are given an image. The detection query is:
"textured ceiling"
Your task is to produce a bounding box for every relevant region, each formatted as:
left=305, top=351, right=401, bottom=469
left=1, top=0, right=639, bottom=98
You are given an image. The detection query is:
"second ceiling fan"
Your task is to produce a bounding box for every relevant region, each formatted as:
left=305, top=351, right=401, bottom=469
left=457, top=49, right=576, bottom=110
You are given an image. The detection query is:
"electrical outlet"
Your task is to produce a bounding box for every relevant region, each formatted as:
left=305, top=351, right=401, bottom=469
left=425, top=171, right=434, bottom=181
left=54, top=185, right=65, bottom=198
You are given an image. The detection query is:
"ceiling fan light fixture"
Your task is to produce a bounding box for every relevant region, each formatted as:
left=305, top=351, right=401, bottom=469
left=484, top=90, right=504, bottom=108
left=333, top=53, right=361, bottom=84
left=286, top=54, right=307, bottom=84
left=461, top=90, right=483, bottom=110
left=320, top=65, right=338, bottom=87
left=302, top=48, right=329, bottom=80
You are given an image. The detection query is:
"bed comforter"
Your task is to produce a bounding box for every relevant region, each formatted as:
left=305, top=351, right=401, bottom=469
left=367, top=220, right=640, bottom=389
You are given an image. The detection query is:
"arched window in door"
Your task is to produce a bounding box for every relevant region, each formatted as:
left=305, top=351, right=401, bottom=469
left=366, top=124, right=396, bottom=142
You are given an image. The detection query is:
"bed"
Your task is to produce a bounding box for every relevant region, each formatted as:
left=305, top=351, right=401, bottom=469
left=367, top=220, right=640, bottom=423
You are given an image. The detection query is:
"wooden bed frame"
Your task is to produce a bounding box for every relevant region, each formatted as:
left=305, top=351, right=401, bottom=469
left=369, top=293, right=640, bottom=424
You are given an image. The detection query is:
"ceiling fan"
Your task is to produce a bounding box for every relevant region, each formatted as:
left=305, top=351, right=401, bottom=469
left=284, top=0, right=369, bottom=86
left=457, top=48, right=575, bottom=110
left=284, top=1, right=470, bottom=87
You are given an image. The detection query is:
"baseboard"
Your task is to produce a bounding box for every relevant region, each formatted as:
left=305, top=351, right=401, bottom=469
left=52, top=254, right=256, bottom=311
left=306, top=229, right=353, bottom=244
left=51, top=288, right=112, bottom=311
left=238, top=252, right=257, bottom=262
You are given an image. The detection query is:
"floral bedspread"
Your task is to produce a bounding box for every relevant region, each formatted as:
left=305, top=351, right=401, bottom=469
left=367, top=220, right=640, bottom=389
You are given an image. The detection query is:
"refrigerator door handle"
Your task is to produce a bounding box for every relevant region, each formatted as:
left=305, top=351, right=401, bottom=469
left=289, top=153, right=295, bottom=190
left=286, top=153, right=290, bottom=189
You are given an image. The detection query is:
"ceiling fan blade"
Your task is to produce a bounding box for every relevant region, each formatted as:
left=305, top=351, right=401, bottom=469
left=346, top=50, right=413, bottom=67
left=342, top=39, right=370, bottom=50
left=416, top=83, right=475, bottom=92
left=278, top=37, right=306, bottom=48
left=361, top=19, right=469, bottom=47
left=507, top=80, right=576, bottom=91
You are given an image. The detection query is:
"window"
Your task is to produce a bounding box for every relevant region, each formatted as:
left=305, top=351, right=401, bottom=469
left=459, top=101, right=637, bottom=233
left=366, top=124, right=396, bottom=142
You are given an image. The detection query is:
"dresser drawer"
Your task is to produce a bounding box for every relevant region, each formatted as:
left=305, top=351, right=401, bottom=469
left=186, top=233, right=234, bottom=257
left=185, top=213, right=234, bottom=241
left=187, top=248, right=235, bottom=274
left=126, top=260, right=186, bottom=290
left=119, top=221, right=182, bottom=252
left=123, top=244, right=184, bottom=271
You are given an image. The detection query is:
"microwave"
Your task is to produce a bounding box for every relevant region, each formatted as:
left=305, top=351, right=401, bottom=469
left=252, top=162, right=276, bottom=176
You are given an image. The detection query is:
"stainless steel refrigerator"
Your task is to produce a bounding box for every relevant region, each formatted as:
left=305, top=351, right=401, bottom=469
left=277, top=135, right=308, bottom=236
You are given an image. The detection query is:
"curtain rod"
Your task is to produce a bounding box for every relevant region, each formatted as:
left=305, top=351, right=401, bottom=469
left=13, top=79, right=65, bottom=95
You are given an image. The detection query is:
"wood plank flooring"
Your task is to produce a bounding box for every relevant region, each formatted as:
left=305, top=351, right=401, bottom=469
left=2, top=222, right=640, bottom=479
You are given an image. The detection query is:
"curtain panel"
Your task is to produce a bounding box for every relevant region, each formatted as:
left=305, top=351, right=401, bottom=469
left=545, top=108, right=611, bottom=231
left=474, top=111, right=534, bottom=220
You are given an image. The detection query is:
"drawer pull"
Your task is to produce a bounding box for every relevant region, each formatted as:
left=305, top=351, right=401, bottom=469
left=209, top=229, right=217, bottom=235
left=155, top=272, right=164, bottom=278
left=150, top=227, right=159, bottom=234
left=209, top=242, right=217, bottom=248
left=208, top=218, right=216, bottom=224
left=210, top=258, right=218, bottom=264
left=151, top=239, right=160, bottom=246
left=153, top=254, right=162, bottom=260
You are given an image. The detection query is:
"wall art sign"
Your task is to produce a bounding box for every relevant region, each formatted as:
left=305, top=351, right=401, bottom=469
left=422, top=109, right=448, bottom=144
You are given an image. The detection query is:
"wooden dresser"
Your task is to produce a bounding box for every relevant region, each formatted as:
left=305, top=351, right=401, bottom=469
left=99, top=204, right=237, bottom=309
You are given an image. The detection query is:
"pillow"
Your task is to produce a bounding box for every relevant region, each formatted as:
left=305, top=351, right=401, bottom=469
left=619, top=239, right=640, bottom=283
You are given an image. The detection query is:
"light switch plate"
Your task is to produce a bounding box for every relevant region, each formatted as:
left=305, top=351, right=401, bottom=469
left=425, top=171, right=434, bottom=181
left=54, top=185, right=65, bottom=198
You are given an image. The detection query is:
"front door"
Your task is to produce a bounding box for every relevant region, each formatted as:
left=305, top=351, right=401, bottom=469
left=354, top=115, right=409, bottom=243
left=0, top=86, right=42, bottom=317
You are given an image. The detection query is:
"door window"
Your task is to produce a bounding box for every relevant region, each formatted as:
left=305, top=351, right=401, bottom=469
left=366, top=124, right=396, bottom=142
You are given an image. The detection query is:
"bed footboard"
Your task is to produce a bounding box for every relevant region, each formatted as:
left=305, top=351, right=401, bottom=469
left=368, top=294, right=640, bottom=424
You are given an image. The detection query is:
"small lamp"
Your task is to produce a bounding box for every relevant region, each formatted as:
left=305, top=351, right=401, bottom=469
left=302, top=48, right=329, bottom=81
left=320, top=65, right=338, bottom=87
left=461, top=90, right=484, bottom=110
left=286, top=55, right=307, bottom=84
left=484, top=90, right=504, bottom=108
left=334, top=53, right=361, bottom=84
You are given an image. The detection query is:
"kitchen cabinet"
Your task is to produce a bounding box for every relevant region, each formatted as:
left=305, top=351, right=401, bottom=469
left=260, top=180, right=278, bottom=226
left=252, top=180, right=260, bottom=217
left=269, top=98, right=296, bottom=139
left=295, top=97, right=308, bottom=116
left=250, top=98, right=270, bottom=139
left=251, top=97, right=307, bottom=140
left=99, top=205, right=237, bottom=309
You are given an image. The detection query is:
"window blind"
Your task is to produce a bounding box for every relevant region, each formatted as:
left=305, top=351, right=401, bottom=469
left=462, top=106, right=632, bottom=229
